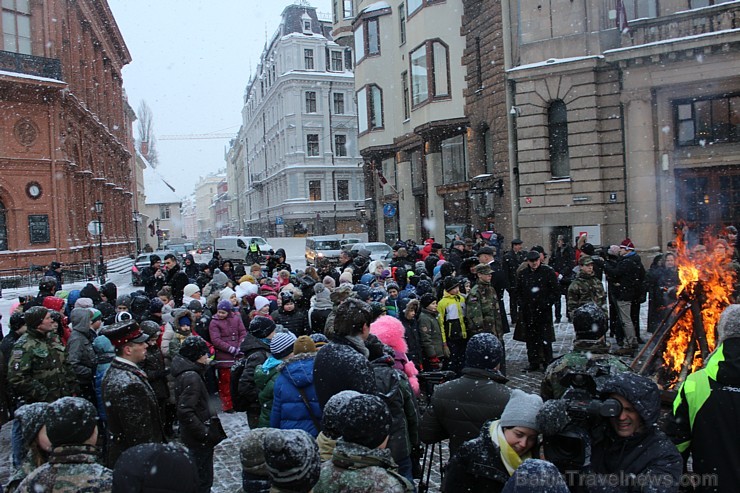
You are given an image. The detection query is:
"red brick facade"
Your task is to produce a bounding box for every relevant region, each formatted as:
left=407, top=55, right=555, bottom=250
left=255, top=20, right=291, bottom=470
left=0, top=0, right=134, bottom=269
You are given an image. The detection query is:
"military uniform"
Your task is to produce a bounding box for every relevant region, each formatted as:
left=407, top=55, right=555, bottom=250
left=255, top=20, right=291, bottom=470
left=540, top=339, right=631, bottom=401
left=466, top=279, right=503, bottom=338
left=15, top=444, right=112, bottom=493
left=7, top=326, right=78, bottom=404
left=567, top=270, right=607, bottom=317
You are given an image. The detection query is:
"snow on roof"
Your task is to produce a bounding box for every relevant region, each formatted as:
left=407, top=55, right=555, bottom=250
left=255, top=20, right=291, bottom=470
left=361, top=1, right=391, bottom=13
left=143, top=166, right=182, bottom=205
left=0, top=69, right=66, bottom=85
left=603, top=28, right=740, bottom=55
left=507, top=55, right=603, bottom=72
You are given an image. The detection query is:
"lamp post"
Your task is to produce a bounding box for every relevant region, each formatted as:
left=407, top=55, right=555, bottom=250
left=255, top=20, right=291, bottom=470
left=155, top=217, right=161, bottom=250
left=133, top=210, right=141, bottom=255
left=94, top=200, right=105, bottom=284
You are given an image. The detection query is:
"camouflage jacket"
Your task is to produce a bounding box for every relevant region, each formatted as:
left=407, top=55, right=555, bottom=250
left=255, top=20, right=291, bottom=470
left=7, top=326, right=79, bottom=404
left=15, top=444, right=112, bottom=493
left=567, top=271, right=607, bottom=316
left=540, top=340, right=631, bottom=401
left=465, top=280, right=503, bottom=338
left=314, top=439, right=414, bottom=493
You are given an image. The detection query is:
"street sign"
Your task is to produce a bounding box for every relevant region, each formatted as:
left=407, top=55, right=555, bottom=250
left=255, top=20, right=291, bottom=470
left=87, top=220, right=103, bottom=236
left=276, top=216, right=284, bottom=225
left=383, top=203, right=397, bottom=218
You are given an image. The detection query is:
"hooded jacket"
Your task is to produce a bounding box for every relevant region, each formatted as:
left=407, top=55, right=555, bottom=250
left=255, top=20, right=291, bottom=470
left=65, top=308, right=97, bottom=391
left=370, top=315, right=420, bottom=394
left=172, top=354, right=216, bottom=449
left=269, top=353, right=322, bottom=436
left=208, top=311, right=247, bottom=368
left=587, top=372, right=682, bottom=492
left=313, top=336, right=377, bottom=409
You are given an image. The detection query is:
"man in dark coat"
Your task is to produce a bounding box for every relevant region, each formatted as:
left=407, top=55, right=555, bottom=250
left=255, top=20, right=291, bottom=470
left=550, top=235, right=576, bottom=323
left=164, top=253, right=189, bottom=307
left=101, top=320, right=165, bottom=467
left=43, top=261, right=63, bottom=292
left=503, top=239, right=526, bottom=326
left=141, top=254, right=165, bottom=299
left=446, top=240, right=467, bottom=273
left=420, top=333, right=511, bottom=455
left=313, top=298, right=378, bottom=408
left=183, top=254, right=199, bottom=282
left=515, top=250, right=560, bottom=372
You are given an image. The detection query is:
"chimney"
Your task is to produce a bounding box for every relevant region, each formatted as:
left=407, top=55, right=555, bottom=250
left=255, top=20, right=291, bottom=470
left=140, top=141, right=149, bottom=158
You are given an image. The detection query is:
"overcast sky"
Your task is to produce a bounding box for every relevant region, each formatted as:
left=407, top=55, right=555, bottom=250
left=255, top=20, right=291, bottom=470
left=107, top=0, right=331, bottom=199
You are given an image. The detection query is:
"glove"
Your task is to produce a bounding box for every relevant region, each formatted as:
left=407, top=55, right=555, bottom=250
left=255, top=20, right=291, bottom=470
left=228, top=346, right=238, bottom=356
left=537, top=399, right=571, bottom=436
left=442, top=344, right=451, bottom=359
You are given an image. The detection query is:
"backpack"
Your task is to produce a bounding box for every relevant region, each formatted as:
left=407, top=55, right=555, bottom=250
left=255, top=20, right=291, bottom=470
left=230, top=358, right=249, bottom=412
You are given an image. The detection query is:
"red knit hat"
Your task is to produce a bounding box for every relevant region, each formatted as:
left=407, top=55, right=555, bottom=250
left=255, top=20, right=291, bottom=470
left=620, top=238, right=635, bottom=250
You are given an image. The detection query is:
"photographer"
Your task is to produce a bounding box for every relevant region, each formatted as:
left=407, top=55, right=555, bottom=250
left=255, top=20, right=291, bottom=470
left=538, top=372, right=682, bottom=492
left=541, top=303, right=629, bottom=401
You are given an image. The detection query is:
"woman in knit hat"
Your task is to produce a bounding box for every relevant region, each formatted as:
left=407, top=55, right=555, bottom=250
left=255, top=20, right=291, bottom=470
left=254, top=331, right=297, bottom=428
left=208, top=299, right=247, bottom=413
left=444, top=389, right=543, bottom=492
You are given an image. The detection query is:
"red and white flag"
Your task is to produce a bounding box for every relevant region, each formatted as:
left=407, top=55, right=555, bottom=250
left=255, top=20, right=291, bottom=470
left=616, top=0, right=630, bottom=33
left=377, top=168, right=388, bottom=186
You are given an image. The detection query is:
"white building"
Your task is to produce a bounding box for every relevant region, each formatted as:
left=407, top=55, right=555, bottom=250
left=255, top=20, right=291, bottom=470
left=228, top=3, right=365, bottom=237
left=194, top=173, right=224, bottom=243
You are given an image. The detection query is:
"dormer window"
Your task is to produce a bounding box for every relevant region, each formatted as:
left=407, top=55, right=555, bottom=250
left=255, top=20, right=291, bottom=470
left=302, top=13, right=312, bottom=34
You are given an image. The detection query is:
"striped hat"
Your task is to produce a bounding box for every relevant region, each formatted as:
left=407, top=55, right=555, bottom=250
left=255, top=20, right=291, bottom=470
left=270, top=331, right=297, bottom=359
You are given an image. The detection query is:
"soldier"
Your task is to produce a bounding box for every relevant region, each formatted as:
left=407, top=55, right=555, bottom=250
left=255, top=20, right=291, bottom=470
left=503, top=239, right=526, bottom=325
left=7, top=306, right=78, bottom=405
left=16, top=396, right=111, bottom=493
left=466, top=263, right=506, bottom=374
left=101, top=320, right=165, bottom=467
left=567, top=255, right=607, bottom=319
left=540, top=303, right=630, bottom=401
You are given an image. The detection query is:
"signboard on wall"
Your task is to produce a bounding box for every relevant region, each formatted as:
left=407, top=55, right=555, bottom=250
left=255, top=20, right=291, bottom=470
left=29, top=215, right=50, bottom=244
left=572, top=225, right=602, bottom=247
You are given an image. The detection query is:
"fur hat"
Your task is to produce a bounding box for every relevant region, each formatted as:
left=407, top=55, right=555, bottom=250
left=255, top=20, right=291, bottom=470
left=330, top=284, right=353, bottom=304
left=499, top=389, right=543, bottom=431
left=112, top=443, right=198, bottom=493
left=45, top=397, right=98, bottom=446
left=572, top=303, right=608, bottom=339
left=270, top=332, right=297, bottom=359
left=718, top=304, right=740, bottom=342
left=183, top=284, right=200, bottom=298
left=465, top=333, right=503, bottom=371
left=263, top=429, right=321, bottom=492
left=179, top=336, right=209, bottom=362
left=250, top=316, right=276, bottom=339
left=294, top=335, right=317, bottom=354
left=336, top=393, right=392, bottom=449
left=149, top=298, right=164, bottom=314
left=9, top=312, right=26, bottom=333
left=322, top=390, right=361, bottom=439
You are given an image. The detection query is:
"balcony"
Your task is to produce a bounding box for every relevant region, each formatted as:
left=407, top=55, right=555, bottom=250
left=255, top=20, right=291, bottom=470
left=0, top=50, right=63, bottom=81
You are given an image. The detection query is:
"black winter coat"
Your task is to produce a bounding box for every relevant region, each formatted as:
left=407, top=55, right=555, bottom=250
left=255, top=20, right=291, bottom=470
left=313, top=336, right=377, bottom=409
left=419, top=367, right=510, bottom=455
left=165, top=264, right=189, bottom=306
left=237, top=333, right=270, bottom=410
left=444, top=421, right=509, bottom=493
left=604, top=253, right=646, bottom=302
left=400, top=316, right=423, bottom=369
left=141, top=266, right=165, bottom=298
left=271, top=308, right=309, bottom=337
left=172, top=354, right=215, bottom=449
left=141, top=344, right=169, bottom=401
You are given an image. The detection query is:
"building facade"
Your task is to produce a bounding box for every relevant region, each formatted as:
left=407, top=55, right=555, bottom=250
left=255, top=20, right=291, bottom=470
left=142, top=166, right=183, bottom=249
left=194, top=173, right=224, bottom=244
left=228, top=4, right=365, bottom=238
left=505, top=0, right=740, bottom=252
left=0, top=0, right=135, bottom=269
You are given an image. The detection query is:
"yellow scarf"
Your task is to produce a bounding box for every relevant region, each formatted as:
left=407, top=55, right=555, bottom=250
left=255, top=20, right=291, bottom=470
left=490, top=420, right=531, bottom=476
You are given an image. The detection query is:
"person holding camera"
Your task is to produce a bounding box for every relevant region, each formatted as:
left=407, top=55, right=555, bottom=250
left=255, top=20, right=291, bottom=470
left=538, top=372, right=682, bottom=491
left=541, top=303, right=630, bottom=401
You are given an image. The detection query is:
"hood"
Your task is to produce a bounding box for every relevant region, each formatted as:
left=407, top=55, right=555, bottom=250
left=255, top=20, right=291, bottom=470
left=79, top=283, right=101, bottom=304
left=185, top=254, right=195, bottom=264
left=274, top=248, right=287, bottom=259
left=280, top=353, right=316, bottom=388
left=171, top=308, right=193, bottom=335
left=130, top=295, right=150, bottom=319
left=92, top=334, right=115, bottom=357
left=370, top=315, right=408, bottom=354
left=69, top=307, right=92, bottom=334
left=42, top=296, right=65, bottom=312
left=100, top=282, right=117, bottom=303
left=600, top=372, right=660, bottom=426
left=66, top=290, right=81, bottom=315
left=171, top=353, right=206, bottom=378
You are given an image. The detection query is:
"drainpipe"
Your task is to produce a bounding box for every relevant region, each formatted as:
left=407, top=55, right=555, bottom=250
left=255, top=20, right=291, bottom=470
left=502, top=0, right=520, bottom=238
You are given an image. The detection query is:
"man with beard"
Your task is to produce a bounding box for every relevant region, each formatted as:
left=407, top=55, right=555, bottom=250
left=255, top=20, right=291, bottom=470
left=164, top=253, right=189, bottom=307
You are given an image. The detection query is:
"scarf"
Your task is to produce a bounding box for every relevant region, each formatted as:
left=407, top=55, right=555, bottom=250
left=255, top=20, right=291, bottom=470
left=490, top=420, right=530, bottom=476
left=261, top=354, right=282, bottom=372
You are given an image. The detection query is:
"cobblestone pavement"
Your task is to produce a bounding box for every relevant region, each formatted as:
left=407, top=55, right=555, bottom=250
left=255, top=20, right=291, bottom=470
left=0, top=300, right=641, bottom=493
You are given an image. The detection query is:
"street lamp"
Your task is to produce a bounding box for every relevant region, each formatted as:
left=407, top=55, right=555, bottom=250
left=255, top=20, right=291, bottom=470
left=155, top=217, right=161, bottom=250
left=94, top=200, right=105, bottom=284
left=133, top=210, right=142, bottom=255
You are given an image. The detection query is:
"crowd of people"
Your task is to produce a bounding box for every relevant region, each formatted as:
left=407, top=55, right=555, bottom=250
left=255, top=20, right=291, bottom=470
left=0, top=226, right=738, bottom=492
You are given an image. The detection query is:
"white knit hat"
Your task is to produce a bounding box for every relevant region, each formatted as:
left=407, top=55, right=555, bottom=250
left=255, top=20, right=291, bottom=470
left=718, top=304, right=740, bottom=342
left=254, top=296, right=270, bottom=312
left=183, top=284, right=200, bottom=297
left=499, top=389, right=543, bottom=431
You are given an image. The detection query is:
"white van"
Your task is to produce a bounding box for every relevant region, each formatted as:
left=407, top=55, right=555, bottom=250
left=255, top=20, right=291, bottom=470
left=213, top=236, right=273, bottom=263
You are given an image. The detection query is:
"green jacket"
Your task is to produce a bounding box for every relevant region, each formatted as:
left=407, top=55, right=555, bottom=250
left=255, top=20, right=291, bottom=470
left=7, top=327, right=78, bottom=404
left=418, top=308, right=444, bottom=359
left=567, top=271, right=607, bottom=317
left=465, top=280, right=503, bottom=338
left=255, top=362, right=281, bottom=428
left=15, top=444, right=112, bottom=493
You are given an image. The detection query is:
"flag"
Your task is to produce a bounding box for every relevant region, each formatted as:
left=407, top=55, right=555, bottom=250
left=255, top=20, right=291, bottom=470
left=149, top=221, right=155, bottom=237
left=377, top=168, right=388, bottom=186
left=616, top=0, right=629, bottom=33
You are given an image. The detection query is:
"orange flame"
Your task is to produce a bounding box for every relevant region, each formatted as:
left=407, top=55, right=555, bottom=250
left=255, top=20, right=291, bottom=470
left=662, top=233, right=736, bottom=388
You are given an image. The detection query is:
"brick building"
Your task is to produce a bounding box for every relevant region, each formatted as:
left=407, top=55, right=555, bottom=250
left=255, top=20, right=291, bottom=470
left=0, top=0, right=134, bottom=269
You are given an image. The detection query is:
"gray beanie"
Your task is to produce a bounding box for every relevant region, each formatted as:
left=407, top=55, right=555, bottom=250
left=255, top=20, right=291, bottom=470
left=499, top=389, right=543, bottom=431
left=718, top=304, right=740, bottom=342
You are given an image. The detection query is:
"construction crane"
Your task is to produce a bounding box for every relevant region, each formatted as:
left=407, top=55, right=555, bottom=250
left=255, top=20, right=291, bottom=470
left=158, top=133, right=235, bottom=141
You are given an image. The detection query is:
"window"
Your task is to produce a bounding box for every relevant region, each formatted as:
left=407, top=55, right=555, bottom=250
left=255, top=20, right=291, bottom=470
left=331, top=50, right=343, bottom=71
left=333, top=93, right=345, bottom=114
left=399, top=4, right=406, bottom=45
left=0, top=199, right=7, bottom=251
left=309, top=180, right=322, bottom=201
left=337, top=180, right=350, bottom=200
left=441, top=134, right=467, bottom=185
left=548, top=100, right=570, bottom=178
left=623, top=0, right=657, bottom=19
left=305, top=91, right=317, bottom=113
left=410, top=40, right=450, bottom=107
left=475, top=37, right=483, bottom=90
left=356, top=85, right=384, bottom=133
left=354, top=18, right=380, bottom=63
left=335, top=135, right=347, bottom=157
left=304, top=49, right=314, bottom=69
left=2, top=0, right=31, bottom=55
left=407, top=0, right=422, bottom=15
left=676, top=94, right=739, bottom=147
left=401, top=71, right=410, bottom=120
left=160, top=205, right=171, bottom=220
left=307, top=134, right=320, bottom=156
left=343, top=0, right=353, bottom=18
left=304, top=20, right=312, bottom=32
left=483, top=128, right=494, bottom=174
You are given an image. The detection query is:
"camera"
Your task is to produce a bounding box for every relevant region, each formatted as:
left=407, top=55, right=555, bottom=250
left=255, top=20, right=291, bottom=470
left=542, top=370, right=622, bottom=471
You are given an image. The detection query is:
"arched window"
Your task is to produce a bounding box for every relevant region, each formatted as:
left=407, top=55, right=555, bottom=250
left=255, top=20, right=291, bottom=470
left=548, top=100, right=570, bottom=178
left=0, top=200, right=7, bottom=251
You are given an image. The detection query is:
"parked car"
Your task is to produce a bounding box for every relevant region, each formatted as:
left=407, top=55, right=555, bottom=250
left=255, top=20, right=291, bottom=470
left=169, top=242, right=194, bottom=260
left=350, top=242, right=393, bottom=261
left=131, top=250, right=175, bottom=286
left=213, top=236, right=273, bottom=263
left=305, top=236, right=343, bottom=266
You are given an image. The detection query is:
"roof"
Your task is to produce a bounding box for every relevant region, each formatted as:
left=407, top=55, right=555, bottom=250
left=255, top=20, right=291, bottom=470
left=143, top=165, right=182, bottom=205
